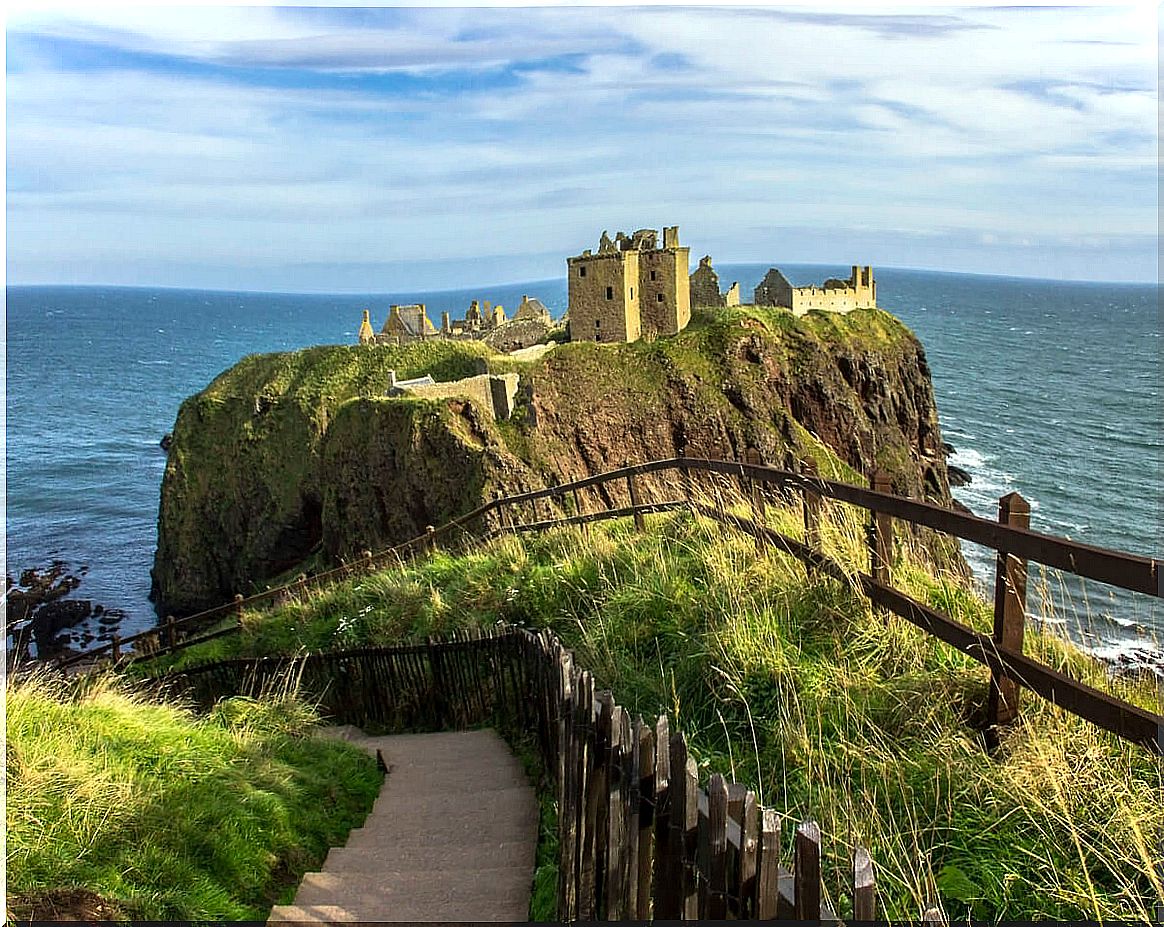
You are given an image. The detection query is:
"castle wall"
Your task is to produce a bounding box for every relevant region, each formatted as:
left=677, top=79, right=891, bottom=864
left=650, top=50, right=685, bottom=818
left=790, top=287, right=858, bottom=316
left=639, top=246, right=690, bottom=336
left=725, top=282, right=740, bottom=306
left=567, top=251, right=641, bottom=343
left=401, top=373, right=520, bottom=421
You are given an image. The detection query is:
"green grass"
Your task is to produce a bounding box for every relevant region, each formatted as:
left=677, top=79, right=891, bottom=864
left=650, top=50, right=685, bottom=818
left=144, top=478, right=1162, bottom=920
left=6, top=671, right=382, bottom=920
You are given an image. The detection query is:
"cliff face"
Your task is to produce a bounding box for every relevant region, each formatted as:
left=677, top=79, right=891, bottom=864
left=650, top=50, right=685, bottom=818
left=153, top=306, right=958, bottom=615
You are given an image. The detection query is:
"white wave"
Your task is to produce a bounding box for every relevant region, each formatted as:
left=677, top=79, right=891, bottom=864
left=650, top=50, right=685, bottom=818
left=1082, top=638, right=1164, bottom=670
left=949, top=447, right=990, bottom=469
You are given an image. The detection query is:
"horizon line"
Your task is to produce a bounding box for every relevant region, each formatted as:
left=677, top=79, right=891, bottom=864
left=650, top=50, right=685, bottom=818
left=5, top=260, right=1159, bottom=296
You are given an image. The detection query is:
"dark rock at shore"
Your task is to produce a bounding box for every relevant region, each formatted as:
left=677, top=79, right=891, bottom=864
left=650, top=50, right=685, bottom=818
left=160, top=433, right=173, bottom=451
left=951, top=497, right=974, bottom=516
left=942, top=441, right=956, bottom=456
left=947, top=464, right=972, bottom=487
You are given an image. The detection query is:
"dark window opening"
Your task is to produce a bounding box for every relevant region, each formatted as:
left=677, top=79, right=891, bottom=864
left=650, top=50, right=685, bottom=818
left=657, top=293, right=664, bottom=302
left=595, top=319, right=601, bottom=327
left=629, top=287, right=634, bottom=299
left=650, top=270, right=657, bottom=281
left=579, top=266, right=587, bottom=277
left=606, top=286, right=614, bottom=300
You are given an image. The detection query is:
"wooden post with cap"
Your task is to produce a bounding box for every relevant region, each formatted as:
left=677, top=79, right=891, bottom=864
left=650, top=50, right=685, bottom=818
left=869, top=469, right=894, bottom=584
left=987, top=491, right=1031, bottom=727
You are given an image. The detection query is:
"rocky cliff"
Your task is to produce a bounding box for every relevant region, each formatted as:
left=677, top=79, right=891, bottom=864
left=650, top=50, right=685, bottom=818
left=152, top=305, right=959, bottom=615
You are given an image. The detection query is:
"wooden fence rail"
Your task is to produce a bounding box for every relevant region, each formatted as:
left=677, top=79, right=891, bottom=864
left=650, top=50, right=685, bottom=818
left=78, top=454, right=1163, bottom=755
left=155, top=626, right=894, bottom=921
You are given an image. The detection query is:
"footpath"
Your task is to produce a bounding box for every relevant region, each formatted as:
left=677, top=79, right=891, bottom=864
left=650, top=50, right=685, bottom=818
left=269, top=727, right=538, bottom=922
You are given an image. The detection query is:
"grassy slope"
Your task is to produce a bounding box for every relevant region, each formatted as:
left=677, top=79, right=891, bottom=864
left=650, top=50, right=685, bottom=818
left=149, top=481, right=1162, bottom=921
left=6, top=674, right=381, bottom=920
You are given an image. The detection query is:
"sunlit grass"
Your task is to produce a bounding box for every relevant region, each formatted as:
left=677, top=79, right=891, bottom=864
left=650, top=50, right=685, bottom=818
left=5, top=670, right=381, bottom=920
left=150, top=474, right=1162, bottom=920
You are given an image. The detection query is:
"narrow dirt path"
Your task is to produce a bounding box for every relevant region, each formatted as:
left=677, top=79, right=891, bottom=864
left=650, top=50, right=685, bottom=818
left=268, top=728, right=538, bottom=923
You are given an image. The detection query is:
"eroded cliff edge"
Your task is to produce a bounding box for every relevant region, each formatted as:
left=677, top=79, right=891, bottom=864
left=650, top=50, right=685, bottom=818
left=152, top=306, right=960, bottom=615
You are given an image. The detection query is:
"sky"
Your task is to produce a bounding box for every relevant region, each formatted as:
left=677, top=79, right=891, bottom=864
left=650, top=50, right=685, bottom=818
left=5, top=3, right=1159, bottom=291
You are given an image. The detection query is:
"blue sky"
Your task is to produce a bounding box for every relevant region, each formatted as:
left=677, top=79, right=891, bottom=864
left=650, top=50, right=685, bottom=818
left=5, top=3, right=1158, bottom=289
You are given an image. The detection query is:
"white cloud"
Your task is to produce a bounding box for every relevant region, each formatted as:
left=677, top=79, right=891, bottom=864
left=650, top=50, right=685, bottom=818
left=5, top=4, right=1157, bottom=286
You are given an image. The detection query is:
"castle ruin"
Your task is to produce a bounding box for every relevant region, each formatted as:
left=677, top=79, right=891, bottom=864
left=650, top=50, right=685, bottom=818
left=567, top=227, right=691, bottom=343
left=754, top=265, right=877, bottom=316
left=689, top=255, right=740, bottom=308
left=359, top=295, right=557, bottom=352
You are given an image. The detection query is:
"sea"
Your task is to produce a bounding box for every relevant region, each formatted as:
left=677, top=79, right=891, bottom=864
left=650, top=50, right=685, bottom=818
left=5, top=267, right=1160, bottom=666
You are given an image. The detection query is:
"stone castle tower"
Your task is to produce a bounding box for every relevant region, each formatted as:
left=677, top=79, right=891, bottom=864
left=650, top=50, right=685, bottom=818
left=567, top=226, right=691, bottom=343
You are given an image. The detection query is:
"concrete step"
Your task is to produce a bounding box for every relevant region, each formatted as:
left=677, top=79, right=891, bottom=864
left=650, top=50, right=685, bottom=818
left=323, top=841, right=536, bottom=873
left=369, top=785, right=535, bottom=817
left=268, top=902, right=359, bottom=922
left=343, top=818, right=536, bottom=850
left=380, top=766, right=529, bottom=791
left=275, top=727, right=537, bottom=924
left=293, top=871, right=531, bottom=915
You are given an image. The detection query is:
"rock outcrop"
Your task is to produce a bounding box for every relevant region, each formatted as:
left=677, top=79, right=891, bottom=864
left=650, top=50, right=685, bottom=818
left=152, top=306, right=960, bottom=615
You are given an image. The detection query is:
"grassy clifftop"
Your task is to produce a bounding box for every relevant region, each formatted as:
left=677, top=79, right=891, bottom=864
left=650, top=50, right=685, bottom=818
left=154, top=305, right=959, bottom=614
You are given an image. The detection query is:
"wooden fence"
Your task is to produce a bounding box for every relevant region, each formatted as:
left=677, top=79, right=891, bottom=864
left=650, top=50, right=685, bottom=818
left=156, top=626, right=920, bottom=921
left=78, top=454, right=1163, bottom=755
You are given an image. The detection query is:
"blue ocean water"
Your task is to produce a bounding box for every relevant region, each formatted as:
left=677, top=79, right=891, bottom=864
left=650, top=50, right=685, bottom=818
left=5, top=268, right=1159, bottom=660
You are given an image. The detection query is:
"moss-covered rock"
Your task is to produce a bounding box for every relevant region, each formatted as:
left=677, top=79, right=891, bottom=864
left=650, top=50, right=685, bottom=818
left=153, top=306, right=960, bottom=614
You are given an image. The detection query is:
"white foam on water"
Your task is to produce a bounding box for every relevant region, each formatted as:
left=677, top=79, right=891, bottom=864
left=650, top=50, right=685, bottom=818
left=1082, top=638, right=1164, bottom=674
left=948, top=447, right=989, bottom=470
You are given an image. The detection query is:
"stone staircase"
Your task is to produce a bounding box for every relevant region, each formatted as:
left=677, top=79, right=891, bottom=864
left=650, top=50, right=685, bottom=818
left=269, top=728, right=538, bottom=923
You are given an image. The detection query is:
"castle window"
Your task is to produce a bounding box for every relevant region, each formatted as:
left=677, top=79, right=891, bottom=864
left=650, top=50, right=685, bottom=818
left=595, top=319, right=601, bottom=328
left=629, top=287, right=634, bottom=299
left=579, top=266, right=587, bottom=277
left=657, top=293, right=664, bottom=302
left=606, top=286, right=613, bottom=300
left=650, top=270, right=657, bottom=281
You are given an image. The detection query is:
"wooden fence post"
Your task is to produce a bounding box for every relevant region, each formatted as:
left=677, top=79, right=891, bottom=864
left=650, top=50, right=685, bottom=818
left=606, top=705, right=630, bottom=920
left=988, top=491, right=1031, bottom=727
left=853, top=846, right=877, bottom=920
left=425, top=525, right=436, bottom=554
left=737, top=791, right=759, bottom=919
left=233, top=593, right=245, bottom=623
left=678, top=449, right=693, bottom=504
left=165, top=615, right=177, bottom=650
left=626, top=462, right=645, bottom=532
left=652, top=716, right=674, bottom=918
left=869, top=470, right=894, bottom=584
left=756, top=809, right=781, bottom=919
left=634, top=721, right=654, bottom=919
left=793, top=819, right=822, bottom=919
left=111, top=634, right=121, bottom=661
left=744, top=448, right=766, bottom=550
left=801, top=459, right=822, bottom=552
left=706, top=774, right=729, bottom=920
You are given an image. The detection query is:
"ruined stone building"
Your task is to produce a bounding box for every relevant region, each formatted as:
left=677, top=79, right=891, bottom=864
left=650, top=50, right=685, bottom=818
left=754, top=265, right=877, bottom=316
left=689, top=255, right=740, bottom=308
left=359, top=304, right=439, bottom=345
left=358, top=294, right=557, bottom=352
left=567, top=227, right=691, bottom=343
